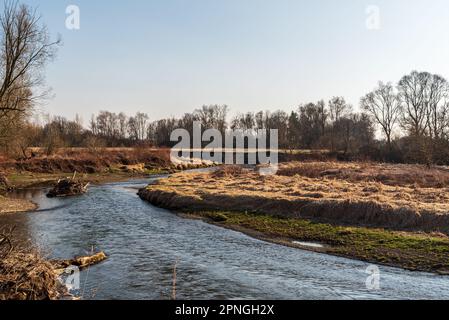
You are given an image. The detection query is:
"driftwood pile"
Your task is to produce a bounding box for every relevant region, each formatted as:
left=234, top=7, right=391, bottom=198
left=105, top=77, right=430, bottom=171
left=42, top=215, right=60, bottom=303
left=47, top=173, right=89, bottom=198
left=0, top=227, right=65, bottom=300
left=1, top=227, right=108, bottom=300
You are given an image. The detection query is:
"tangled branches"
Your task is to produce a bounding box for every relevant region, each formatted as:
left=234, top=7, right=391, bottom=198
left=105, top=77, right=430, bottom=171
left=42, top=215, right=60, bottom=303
left=0, top=226, right=14, bottom=259
left=0, top=226, right=64, bottom=300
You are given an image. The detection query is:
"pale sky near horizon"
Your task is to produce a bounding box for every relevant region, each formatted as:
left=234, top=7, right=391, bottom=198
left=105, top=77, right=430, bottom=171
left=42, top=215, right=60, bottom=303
left=17, top=0, right=449, bottom=123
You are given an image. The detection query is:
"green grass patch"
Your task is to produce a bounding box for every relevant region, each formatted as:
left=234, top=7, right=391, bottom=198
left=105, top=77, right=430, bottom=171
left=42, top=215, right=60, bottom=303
left=190, top=211, right=449, bottom=273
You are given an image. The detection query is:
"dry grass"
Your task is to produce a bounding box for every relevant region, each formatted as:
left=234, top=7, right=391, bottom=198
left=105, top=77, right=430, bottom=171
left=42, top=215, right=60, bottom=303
left=140, top=163, right=449, bottom=233
left=0, top=148, right=173, bottom=174
left=210, top=165, right=244, bottom=178
left=0, top=228, right=64, bottom=300
left=277, top=161, right=449, bottom=188
left=139, top=162, right=449, bottom=272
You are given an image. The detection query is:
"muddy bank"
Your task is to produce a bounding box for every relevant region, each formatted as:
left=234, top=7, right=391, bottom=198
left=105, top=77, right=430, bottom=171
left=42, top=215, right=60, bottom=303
left=139, top=187, right=449, bottom=273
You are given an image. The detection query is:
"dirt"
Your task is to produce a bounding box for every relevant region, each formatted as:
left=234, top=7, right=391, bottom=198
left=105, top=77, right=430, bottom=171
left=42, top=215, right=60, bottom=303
left=0, top=148, right=218, bottom=191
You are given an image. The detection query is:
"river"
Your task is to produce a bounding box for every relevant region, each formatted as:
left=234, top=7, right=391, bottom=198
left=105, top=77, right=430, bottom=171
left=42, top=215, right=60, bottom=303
left=1, top=177, right=449, bottom=300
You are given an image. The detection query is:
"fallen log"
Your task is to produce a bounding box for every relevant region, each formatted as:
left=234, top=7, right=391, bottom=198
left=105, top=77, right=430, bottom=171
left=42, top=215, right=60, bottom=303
left=52, top=251, right=108, bottom=274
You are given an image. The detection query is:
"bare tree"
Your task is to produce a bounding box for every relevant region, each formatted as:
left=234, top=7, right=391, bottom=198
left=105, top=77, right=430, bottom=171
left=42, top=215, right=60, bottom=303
left=194, top=105, right=228, bottom=133
left=398, top=71, right=430, bottom=136
left=135, top=112, right=149, bottom=141
left=316, top=100, right=328, bottom=136
left=328, top=97, right=351, bottom=122
left=128, top=112, right=149, bottom=141
left=424, top=74, right=449, bottom=140
left=231, top=112, right=255, bottom=132
left=0, top=1, right=60, bottom=122
left=117, top=112, right=128, bottom=139
left=361, top=82, right=401, bottom=146
left=328, top=97, right=352, bottom=151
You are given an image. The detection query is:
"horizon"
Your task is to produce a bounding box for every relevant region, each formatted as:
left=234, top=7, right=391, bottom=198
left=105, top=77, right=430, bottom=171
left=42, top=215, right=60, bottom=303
left=17, top=0, right=449, bottom=122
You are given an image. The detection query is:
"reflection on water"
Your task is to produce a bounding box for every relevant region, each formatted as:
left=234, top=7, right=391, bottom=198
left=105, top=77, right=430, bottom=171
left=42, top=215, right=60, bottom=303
left=1, top=178, right=449, bottom=300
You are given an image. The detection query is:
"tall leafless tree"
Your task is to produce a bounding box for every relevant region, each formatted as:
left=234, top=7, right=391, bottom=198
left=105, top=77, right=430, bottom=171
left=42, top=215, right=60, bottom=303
left=424, top=74, right=449, bottom=139
left=0, top=1, right=60, bottom=123
left=398, top=71, right=430, bottom=136
left=361, top=82, right=401, bottom=146
left=328, top=97, right=351, bottom=122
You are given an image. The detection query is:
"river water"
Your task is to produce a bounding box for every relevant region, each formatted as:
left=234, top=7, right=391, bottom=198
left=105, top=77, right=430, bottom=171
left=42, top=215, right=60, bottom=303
left=1, top=177, right=449, bottom=300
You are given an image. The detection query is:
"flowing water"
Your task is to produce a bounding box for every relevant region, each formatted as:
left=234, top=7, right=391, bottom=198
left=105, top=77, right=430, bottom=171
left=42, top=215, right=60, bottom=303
left=1, top=177, right=449, bottom=300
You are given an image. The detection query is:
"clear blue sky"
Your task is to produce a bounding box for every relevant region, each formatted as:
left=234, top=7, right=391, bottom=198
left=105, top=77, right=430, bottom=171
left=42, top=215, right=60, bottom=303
left=21, top=0, right=449, bottom=123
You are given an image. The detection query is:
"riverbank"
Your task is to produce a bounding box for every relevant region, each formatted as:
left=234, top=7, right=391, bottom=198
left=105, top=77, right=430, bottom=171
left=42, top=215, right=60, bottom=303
left=0, top=148, right=215, bottom=300
left=0, top=171, right=151, bottom=216
left=0, top=225, right=66, bottom=300
left=0, top=195, right=36, bottom=215
left=138, top=164, right=449, bottom=274
left=0, top=148, right=215, bottom=213
left=0, top=229, right=107, bottom=300
left=1, top=147, right=219, bottom=189
left=1, top=148, right=171, bottom=188
left=177, top=211, right=449, bottom=274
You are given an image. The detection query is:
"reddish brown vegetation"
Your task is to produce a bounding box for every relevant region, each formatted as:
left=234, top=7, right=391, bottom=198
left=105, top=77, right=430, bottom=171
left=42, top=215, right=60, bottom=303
left=0, top=148, right=172, bottom=174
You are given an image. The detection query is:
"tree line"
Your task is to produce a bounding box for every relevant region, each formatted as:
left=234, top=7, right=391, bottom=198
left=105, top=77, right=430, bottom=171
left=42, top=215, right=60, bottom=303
left=2, top=2, right=449, bottom=165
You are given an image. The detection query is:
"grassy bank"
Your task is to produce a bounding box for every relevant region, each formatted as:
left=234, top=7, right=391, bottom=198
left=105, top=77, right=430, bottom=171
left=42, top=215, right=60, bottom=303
left=138, top=163, right=449, bottom=274
left=140, top=165, right=449, bottom=233
left=180, top=210, right=449, bottom=274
